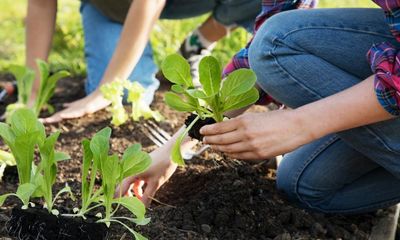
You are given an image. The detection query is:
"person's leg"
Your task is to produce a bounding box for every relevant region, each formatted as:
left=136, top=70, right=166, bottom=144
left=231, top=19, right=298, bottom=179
left=80, top=1, right=159, bottom=105
left=277, top=134, right=400, bottom=214
left=248, top=8, right=400, bottom=212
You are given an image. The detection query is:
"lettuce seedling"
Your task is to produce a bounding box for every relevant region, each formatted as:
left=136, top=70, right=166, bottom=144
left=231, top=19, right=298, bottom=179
left=6, top=60, right=69, bottom=118
left=71, top=127, right=151, bottom=240
left=0, top=108, right=72, bottom=212
left=161, top=54, right=259, bottom=165
left=100, top=79, right=163, bottom=127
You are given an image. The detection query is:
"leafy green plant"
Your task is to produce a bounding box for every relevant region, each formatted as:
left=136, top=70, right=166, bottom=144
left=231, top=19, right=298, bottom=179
left=69, top=127, right=151, bottom=240
left=0, top=108, right=73, bottom=212
left=6, top=60, right=69, bottom=118
left=161, top=54, right=259, bottom=165
left=100, top=79, right=163, bottom=127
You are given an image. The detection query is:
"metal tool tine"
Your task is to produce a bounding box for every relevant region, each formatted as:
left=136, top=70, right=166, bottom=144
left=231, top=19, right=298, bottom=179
left=146, top=120, right=172, bottom=140
left=141, top=126, right=164, bottom=147
left=143, top=123, right=169, bottom=144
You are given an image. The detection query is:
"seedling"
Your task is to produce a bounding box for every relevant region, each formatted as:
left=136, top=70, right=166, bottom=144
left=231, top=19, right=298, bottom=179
left=101, top=79, right=163, bottom=127
left=161, top=54, right=259, bottom=165
left=0, top=108, right=72, bottom=212
left=6, top=60, right=69, bottom=118
left=69, top=127, right=151, bottom=240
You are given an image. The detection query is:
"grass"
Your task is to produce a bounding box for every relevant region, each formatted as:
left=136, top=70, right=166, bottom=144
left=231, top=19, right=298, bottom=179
left=0, top=0, right=377, bottom=76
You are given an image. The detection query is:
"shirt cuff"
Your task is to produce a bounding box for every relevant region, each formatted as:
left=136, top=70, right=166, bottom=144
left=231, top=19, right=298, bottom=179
left=367, top=42, right=400, bottom=116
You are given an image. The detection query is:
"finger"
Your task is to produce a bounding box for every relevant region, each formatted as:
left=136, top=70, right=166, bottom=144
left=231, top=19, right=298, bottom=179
left=141, top=181, right=159, bottom=207
left=63, top=102, right=73, bottom=107
left=115, top=176, right=136, bottom=198
left=210, top=141, right=251, bottom=154
left=58, top=109, right=86, bottom=119
left=226, top=151, right=262, bottom=160
left=200, top=118, right=238, bottom=136
left=203, top=130, right=243, bottom=145
left=42, top=113, right=63, bottom=124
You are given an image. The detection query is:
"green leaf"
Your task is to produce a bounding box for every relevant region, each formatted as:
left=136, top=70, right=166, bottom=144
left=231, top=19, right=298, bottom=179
left=16, top=183, right=37, bottom=206
left=0, top=122, right=15, bottom=145
left=171, top=115, right=200, bottom=165
left=164, top=92, right=197, bottom=112
left=199, top=56, right=221, bottom=96
left=161, top=54, right=192, bottom=87
left=186, top=89, right=208, bottom=99
left=82, top=139, right=93, bottom=179
left=10, top=108, right=38, bottom=136
left=122, top=151, right=151, bottom=179
left=9, top=65, right=35, bottom=105
left=0, top=150, right=15, bottom=166
left=90, top=127, right=112, bottom=171
left=221, top=69, right=257, bottom=98
left=222, top=88, right=259, bottom=112
left=113, top=196, right=146, bottom=219
left=0, top=193, right=12, bottom=206
left=171, top=84, right=185, bottom=93
left=55, top=152, right=70, bottom=162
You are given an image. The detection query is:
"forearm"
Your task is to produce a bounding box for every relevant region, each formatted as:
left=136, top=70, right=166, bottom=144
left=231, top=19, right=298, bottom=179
left=99, top=0, right=166, bottom=87
left=297, top=75, right=394, bottom=141
left=26, top=0, right=57, bottom=69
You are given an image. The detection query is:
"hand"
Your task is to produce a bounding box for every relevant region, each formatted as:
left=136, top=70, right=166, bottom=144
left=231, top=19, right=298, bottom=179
left=200, top=110, right=315, bottom=160
left=42, top=90, right=110, bottom=123
left=116, top=146, right=178, bottom=207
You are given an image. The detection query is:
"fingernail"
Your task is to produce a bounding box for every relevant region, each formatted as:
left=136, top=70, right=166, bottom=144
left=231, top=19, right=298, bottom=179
left=199, top=126, right=206, bottom=134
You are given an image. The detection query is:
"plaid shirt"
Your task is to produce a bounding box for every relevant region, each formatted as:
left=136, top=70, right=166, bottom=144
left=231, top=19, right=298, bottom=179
left=225, top=0, right=400, bottom=115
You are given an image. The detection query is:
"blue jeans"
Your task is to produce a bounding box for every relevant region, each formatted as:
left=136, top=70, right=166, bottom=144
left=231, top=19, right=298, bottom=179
left=249, top=9, right=400, bottom=214
left=80, top=0, right=260, bottom=104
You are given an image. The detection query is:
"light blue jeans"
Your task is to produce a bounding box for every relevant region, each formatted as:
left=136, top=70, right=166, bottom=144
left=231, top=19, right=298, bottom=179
left=80, top=0, right=260, bottom=104
left=249, top=9, right=400, bottom=214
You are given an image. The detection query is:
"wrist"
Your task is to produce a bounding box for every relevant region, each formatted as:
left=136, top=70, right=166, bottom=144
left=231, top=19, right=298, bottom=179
left=291, top=107, right=323, bottom=144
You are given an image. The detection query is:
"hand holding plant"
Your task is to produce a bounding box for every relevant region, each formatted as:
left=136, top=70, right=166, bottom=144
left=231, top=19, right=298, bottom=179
left=161, top=54, right=259, bottom=165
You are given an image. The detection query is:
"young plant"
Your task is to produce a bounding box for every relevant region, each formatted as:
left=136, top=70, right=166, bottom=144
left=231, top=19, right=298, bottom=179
left=100, top=79, right=163, bottom=127
left=6, top=60, right=69, bottom=118
left=72, top=127, right=151, bottom=240
left=161, top=54, right=259, bottom=165
left=0, top=108, right=72, bottom=212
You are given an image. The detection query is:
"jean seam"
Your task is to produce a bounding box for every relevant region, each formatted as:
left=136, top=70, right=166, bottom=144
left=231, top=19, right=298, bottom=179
left=358, top=126, right=400, bottom=155
left=291, top=135, right=340, bottom=207
left=275, top=26, right=394, bottom=43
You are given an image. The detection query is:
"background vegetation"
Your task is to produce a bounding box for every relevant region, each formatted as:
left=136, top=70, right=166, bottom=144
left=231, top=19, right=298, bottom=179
left=0, top=0, right=377, bottom=75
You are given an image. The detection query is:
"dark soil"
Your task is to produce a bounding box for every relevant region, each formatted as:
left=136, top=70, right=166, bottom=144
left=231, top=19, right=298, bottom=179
left=0, top=74, right=391, bottom=240
left=1, top=166, right=18, bottom=184
left=7, top=206, right=108, bottom=240
left=185, top=114, right=216, bottom=141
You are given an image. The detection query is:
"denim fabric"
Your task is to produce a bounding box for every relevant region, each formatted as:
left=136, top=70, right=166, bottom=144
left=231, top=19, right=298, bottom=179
left=80, top=0, right=260, bottom=103
left=249, top=8, right=400, bottom=214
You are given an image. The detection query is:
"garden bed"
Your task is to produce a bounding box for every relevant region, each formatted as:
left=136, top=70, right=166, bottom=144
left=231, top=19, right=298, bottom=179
left=0, top=76, right=392, bottom=239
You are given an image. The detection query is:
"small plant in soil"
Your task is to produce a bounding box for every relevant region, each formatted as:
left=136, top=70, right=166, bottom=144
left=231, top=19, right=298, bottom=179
left=161, top=54, right=259, bottom=165
left=0, top=108, right=73, bottom=211
left=67, top=127, right=151, bottom=240
left=101, top=79, right=163, bottom=127
left=6, top=60, right=69, bottom=119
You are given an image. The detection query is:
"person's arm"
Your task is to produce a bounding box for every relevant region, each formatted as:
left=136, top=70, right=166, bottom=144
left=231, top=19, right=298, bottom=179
left=43, top=0, right=166, bottom=123
left=200, top=75, right=394, bottom=160
left=26, top=0, right=57, bottom=102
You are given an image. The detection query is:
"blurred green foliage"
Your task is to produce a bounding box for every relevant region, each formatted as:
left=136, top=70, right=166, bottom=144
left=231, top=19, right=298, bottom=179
left=0, top=0, right=377, bottom=76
